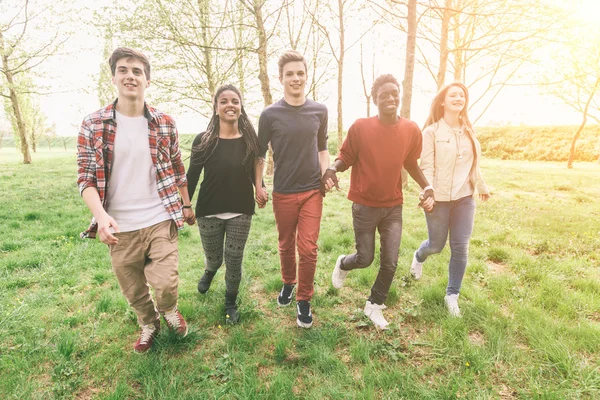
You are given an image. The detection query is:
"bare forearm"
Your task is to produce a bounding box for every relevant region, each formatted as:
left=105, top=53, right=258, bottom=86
left=255, top=158, right=265, bottom=187
left=404, top=162, right=430, bottom=189
left=318, top=150, right=330, bottom=175
left=82, top=187, right=109, bottom=220
left=178, top=185, right=192, bottom=206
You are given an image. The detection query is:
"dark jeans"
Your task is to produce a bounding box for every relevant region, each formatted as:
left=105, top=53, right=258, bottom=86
left=415, top=196, right=475, bottom=295
left=341, top=203, right=403, bottom=305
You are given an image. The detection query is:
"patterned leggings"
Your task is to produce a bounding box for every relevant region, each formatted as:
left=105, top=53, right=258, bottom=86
left=197, top=214, right=252, bottom=293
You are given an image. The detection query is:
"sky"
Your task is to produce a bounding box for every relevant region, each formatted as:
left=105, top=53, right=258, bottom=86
left=3, top=0, right=598, bottom=137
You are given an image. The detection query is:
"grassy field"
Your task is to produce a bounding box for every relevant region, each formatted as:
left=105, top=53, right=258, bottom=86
left=1, top=148, right=599, bottom=399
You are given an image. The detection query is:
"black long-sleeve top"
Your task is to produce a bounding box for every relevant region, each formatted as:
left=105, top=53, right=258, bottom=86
left=187, top=133, right=255, bottom=217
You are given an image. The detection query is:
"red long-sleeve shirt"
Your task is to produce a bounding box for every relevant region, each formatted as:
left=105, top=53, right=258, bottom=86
left=337, top=116, right=422, bottom=208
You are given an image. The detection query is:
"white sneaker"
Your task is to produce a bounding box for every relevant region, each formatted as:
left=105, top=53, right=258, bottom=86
left=363, top=301, right=389, bottom=330
left=444, top=294, right=461, bottom=317
left=410, top=251, right=423, bottom=280
left=331, top=255, right=349, bottom=289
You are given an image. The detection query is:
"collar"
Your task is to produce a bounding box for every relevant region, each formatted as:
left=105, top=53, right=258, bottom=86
left=100, top=98, right=156, bottom=122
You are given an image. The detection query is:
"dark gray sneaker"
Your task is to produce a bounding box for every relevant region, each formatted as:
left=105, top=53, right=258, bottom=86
left=296, top=300, right=313, bottom=328
left=277, top=284, right=295, bottom=306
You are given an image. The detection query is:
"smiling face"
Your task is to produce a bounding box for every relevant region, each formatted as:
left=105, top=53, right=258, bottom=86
left=375, top=82, right=400, bottom=118
left=279, top=61, right=307, bottom=99
left=443, top=85, right=466, bottom=114
left=215, top=90, right=241, bottom=123
left=111, top=57, right=149, bottom=101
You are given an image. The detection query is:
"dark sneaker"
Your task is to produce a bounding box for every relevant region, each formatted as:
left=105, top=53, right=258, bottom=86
left=134, top=319, right=160, bottom=353
left=296, top=300, right=313, bottom=328
left=277, top=284, right=295, bottom=307
left=163, top=307, right=188, bottom=337
left=197, top=270, right=217, bottom=294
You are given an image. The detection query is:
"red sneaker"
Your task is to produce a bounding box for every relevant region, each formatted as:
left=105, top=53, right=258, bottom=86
left=133, top=319, right=160, bottom=353
left=163, top=307, right=188, bottom=337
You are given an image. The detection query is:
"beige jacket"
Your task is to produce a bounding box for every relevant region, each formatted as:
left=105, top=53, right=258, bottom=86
left=420, top=120, right=489, bottom=202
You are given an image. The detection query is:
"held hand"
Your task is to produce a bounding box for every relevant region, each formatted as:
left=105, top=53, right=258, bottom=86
left=418, top=188, right=435, bottom=213
left=321, top=169, right=340, bottom=192
left=479, top=193, right=490, bottom=202
left=256, top=187, right=269, bottom=208
left=183, top=208, right=196, bottom=225
left=319, top=179, right=327, bottom=197
left=97, top=214, right=119, bottom=245
left=421, top=197, right=436, bottom=213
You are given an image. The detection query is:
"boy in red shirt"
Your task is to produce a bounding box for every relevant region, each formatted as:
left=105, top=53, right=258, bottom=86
left=322, top=74, right=434, bottom=329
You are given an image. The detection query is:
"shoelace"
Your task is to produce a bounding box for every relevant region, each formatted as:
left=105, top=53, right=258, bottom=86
left=139, top=325, right=156, bottom=344
left=298, top=302, right=311, bottom=315
left=164, top=310, right=181, bottom=328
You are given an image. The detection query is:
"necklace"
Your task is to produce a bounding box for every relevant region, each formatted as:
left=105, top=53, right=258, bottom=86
left=452, top=127, right=464, bottom=159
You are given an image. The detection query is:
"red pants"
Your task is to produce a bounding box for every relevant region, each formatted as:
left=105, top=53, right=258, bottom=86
left=272, top=189, right=323, bottom=301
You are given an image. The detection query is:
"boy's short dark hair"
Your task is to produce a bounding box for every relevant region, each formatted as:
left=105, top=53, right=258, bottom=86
left=108, top=47, right=151, bottom=81
left=278, top=50, right=308, bottom=78
left=371, top=74, right=400, bottom=103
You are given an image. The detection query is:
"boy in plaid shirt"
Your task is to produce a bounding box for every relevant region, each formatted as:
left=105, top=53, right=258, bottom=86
left=77, top=48, right=195, bottom=353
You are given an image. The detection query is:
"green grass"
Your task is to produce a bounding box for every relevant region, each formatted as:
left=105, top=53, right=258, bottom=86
left=477, top=124, right=600, bottom=162
left=1, top=149, right=600, bottom=399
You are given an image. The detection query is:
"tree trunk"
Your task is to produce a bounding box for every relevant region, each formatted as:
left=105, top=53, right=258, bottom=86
left=253, top=0, right=274, bottom=174
left=568, top=75, right=600, bottom=168
left=359, top=41, right=371, bottom=117
left=199, top=0, right=216, bottom=96
left=401, top=0, right=417, bottom=119
left=568, top=120, right=585, bottom=169
left=336, top=0, right=345, bottom=151
left=436, top=0, right=452, bottom=90
left=2, top=54, right=31, bottom=164
left=234, top=4, right=246, bottom=96
left=400, top=0, right=417, bottom=188
left=453, top=7, right=464, bottom=82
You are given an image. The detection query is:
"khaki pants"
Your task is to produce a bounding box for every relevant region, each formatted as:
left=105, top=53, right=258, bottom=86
left=109, top=219, right=179, bottom=326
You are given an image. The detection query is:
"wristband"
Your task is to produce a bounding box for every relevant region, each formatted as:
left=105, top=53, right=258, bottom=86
left=423, top=185, right=433, bottom=192
left=326, top=165, right=337, bottom=173
left=182, top=205, right=192, bottom=209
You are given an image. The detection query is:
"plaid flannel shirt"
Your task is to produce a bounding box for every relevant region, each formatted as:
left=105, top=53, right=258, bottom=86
left=77, top=100, right=188, bottom=239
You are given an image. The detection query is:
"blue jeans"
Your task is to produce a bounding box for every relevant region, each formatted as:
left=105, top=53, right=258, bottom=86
left=341, top=203, right=403, bottom=305
left=415, top=196, right=475, bottom=295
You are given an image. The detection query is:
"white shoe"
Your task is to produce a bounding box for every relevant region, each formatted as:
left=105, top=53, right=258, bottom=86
left=363, top=301, right=389, bottom=330
left=410, top=251, right=423, bottom=280
left=444, top=294, right=461, bottom=317
left=331, top=255, right=349, bottom=289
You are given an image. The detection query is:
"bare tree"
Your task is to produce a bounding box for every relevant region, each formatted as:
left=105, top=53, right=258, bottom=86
left=546, top=34, right=600, bottom=168
left=358, top=40, right=376, bottom=117
left=280, top=0, right=333, bottom=101
left=238, top=0, right=285, bottom=175
left=306, top=0, right=379, bottom=150
left=0, top=0, right=67, bottom=164
left=400, top=0, right=417, bottom=119
left=105, top=0, right=245, bottom=115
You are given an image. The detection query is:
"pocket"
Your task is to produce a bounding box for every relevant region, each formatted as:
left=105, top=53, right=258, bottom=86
left=109, top=233, right=131, bottom=254
left=169, top=220, right=178, bottom=242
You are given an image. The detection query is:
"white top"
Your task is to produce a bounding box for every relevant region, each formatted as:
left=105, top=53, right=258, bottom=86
left=106, top=111, right=171, bottom=232
left=204, top=213, right=244, bottom=220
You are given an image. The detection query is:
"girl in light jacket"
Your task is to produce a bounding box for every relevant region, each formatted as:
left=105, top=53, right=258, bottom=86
left=410, top=82, right=490, bottom=317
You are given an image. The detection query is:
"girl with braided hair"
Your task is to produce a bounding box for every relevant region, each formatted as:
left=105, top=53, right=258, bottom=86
left=186, top=84, right=266, bottom=324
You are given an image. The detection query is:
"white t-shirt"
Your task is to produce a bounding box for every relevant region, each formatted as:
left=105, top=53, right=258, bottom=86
left=106, top=111, right=171, bottom=232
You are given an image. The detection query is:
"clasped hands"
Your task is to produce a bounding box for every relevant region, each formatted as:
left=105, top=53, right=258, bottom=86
left=419, top=188, right=435, bottom=212
left=255, top=186, right=269, bottom=208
